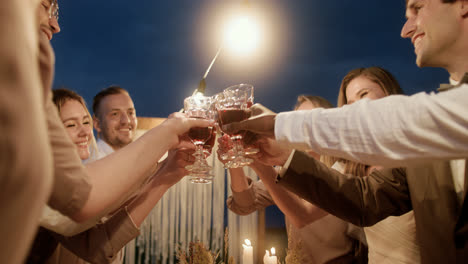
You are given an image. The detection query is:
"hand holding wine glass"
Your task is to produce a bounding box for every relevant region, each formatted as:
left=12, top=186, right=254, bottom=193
left=183, top=95, right=216, bottom=184
left=220, top=103, right=277, bottom=138
left=216, top=84, right=253, bottom=168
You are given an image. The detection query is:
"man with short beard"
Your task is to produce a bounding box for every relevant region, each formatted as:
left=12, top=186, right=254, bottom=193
left=92, top=86, right=138, bottom=156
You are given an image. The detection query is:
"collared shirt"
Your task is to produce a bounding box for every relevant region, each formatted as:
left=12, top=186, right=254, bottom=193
left=275, top=77, right=468, bottom=204
left=96, top=139, right=116, bottom=159
left=94, top=138, right=125, bottom=264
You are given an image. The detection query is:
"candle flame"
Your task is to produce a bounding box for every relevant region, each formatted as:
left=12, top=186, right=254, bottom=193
left=244, top=239, right=251, bottom=246
left=271, top=247, right=276, bottom=255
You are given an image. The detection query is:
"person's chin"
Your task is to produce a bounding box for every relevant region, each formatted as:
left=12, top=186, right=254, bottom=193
left=415, top=50, right=427, bottom=67
left=118, top=137, right=133, bottom=146
left=416, top=54, right=431, bottom=68
left=79, top=152, right=90, bottom=161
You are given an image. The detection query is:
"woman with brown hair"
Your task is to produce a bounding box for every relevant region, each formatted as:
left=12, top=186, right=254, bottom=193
left=334, top=66, right=404, bottom=176
left=52, top=88, right=98, bottom=162
left=29, top=88, right=198, bottom=264
left=332, top=66, right=420, bottom=263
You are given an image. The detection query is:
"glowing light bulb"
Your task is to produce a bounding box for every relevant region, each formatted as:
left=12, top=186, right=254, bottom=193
left=224, top=15, right=261, bottom=55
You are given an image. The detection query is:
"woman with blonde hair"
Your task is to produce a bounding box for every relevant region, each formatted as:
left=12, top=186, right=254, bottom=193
left=221, top=95, right=366, bottom=264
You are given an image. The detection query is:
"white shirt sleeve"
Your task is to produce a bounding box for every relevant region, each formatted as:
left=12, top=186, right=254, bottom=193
left=275, top=85, right=468, bottom=167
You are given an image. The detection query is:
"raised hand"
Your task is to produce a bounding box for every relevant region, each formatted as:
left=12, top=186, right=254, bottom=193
left=152, top=148, right=196, bottom=187
left=251, top=137, right=293, bottom=167
left=216, top=134, right=235, bottom=165
left=163, top=112, right=215, bottom=148
left=221, top=104, right=277, bottom=138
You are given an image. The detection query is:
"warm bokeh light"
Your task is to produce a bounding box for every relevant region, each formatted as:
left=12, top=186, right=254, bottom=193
left=223, top=15, right=261, bottom=56
left=195, top=0, right=290, bottom=90
left=270, top=247, right=276, bottom=255
left=244, top=239, right=252, bottom=246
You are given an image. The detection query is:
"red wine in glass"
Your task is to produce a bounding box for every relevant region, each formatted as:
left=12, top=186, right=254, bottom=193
left=217, top=108, right=249, bottom=136
left=189, top=127, right=213, bottom=144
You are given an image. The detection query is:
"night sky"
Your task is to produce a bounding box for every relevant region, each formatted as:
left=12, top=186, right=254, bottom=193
left=51, top=0, right=449, bottom=227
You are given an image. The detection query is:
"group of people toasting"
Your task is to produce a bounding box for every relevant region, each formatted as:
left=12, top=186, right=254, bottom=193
left=2, top=0, right=468, bottom=263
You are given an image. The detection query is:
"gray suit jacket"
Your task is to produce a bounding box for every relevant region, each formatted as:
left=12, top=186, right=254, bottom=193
left=278, top=150, right=468, bottom=263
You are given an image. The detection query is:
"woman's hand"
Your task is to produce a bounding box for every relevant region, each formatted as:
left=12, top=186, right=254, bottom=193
left=216, top=134, right=235, bottom=165
left=151, top=148, right=196, bottom=187
left=162, top=112, right=214, bottom=148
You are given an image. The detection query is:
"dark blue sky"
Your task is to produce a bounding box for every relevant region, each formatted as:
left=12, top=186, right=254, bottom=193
left=53, top=0, right=448, bottom=117
left=52, top=0, right=449, bottom=227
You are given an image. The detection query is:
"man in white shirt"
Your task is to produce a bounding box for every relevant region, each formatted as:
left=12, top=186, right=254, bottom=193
left=223, top=0, right=468, bottom=262
left=90, top=86, right=138, bottom=263
left=92, top=86, right=138, bottom=157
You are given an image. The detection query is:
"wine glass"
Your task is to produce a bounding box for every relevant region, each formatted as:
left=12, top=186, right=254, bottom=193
left=212, top=93, right=236, bottom=162
left=216, top=84, right=253, bottom=168
left=224, top=84, right=259, bottom=156
left=184, top=95, right=215, bottom=184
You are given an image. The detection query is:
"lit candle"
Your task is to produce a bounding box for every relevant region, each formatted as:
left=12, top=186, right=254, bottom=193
left=242, top=239, right=254, bottom=264
left=263, top=247, right=278, bottom=264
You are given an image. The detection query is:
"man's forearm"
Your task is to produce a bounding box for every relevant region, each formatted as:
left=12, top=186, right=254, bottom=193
left=277, top=151, right=412, bottom=226
left=251, top=164, right=328, bottom=228
left=276, top=88, right=468, bottom=167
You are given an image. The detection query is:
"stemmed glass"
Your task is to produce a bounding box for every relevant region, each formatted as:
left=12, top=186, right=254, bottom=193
left=224, top=84, right=259, bottom=156
left=216, top=84, right=253, bottom=168
left=184, top=95, right=215, bottom=184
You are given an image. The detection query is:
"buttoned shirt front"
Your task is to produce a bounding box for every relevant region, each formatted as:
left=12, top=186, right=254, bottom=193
left=96, top=139, right=116, bottom=158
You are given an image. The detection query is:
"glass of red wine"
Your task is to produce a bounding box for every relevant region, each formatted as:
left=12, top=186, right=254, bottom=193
left=216, top=84, right=253, bottom=168
left=224, top=84, right=259, bottom=157
left=184, top=95, right=215, bottom=184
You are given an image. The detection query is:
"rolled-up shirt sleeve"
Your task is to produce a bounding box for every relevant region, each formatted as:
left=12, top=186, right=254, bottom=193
left=226, top=178, right=274, bottom=215
left=54, top=207, right=140, bottom=264
left=275, top=85, right=468, bottom=167
left=277, top=150, right=412, bottom=226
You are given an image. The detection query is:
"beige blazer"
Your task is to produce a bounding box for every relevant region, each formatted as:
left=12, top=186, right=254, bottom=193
left=278, top=150, right=468, bottom=264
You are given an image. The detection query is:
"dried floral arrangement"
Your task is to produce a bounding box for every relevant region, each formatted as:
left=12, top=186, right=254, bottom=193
left=176, top=227, right=235, bottom=264
left=280, top=235, right=303, bottom=264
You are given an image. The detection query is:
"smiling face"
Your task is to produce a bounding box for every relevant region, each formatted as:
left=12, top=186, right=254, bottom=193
left=38, top=0, right=61, bottom=40
left=401, top=0, right=461, bottom=68
left=345, top=75, right=387, bottom=104
left=60, top=99, right=93, bottom=160
left=94, top=93, right=137, bottom=150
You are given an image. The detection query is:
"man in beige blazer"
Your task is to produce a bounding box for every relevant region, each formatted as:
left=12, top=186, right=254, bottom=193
left=275, top=149, right=467, bottom=264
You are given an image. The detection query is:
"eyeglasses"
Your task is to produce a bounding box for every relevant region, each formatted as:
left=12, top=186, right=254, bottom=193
left=49, top=0, right=59, bottom=21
